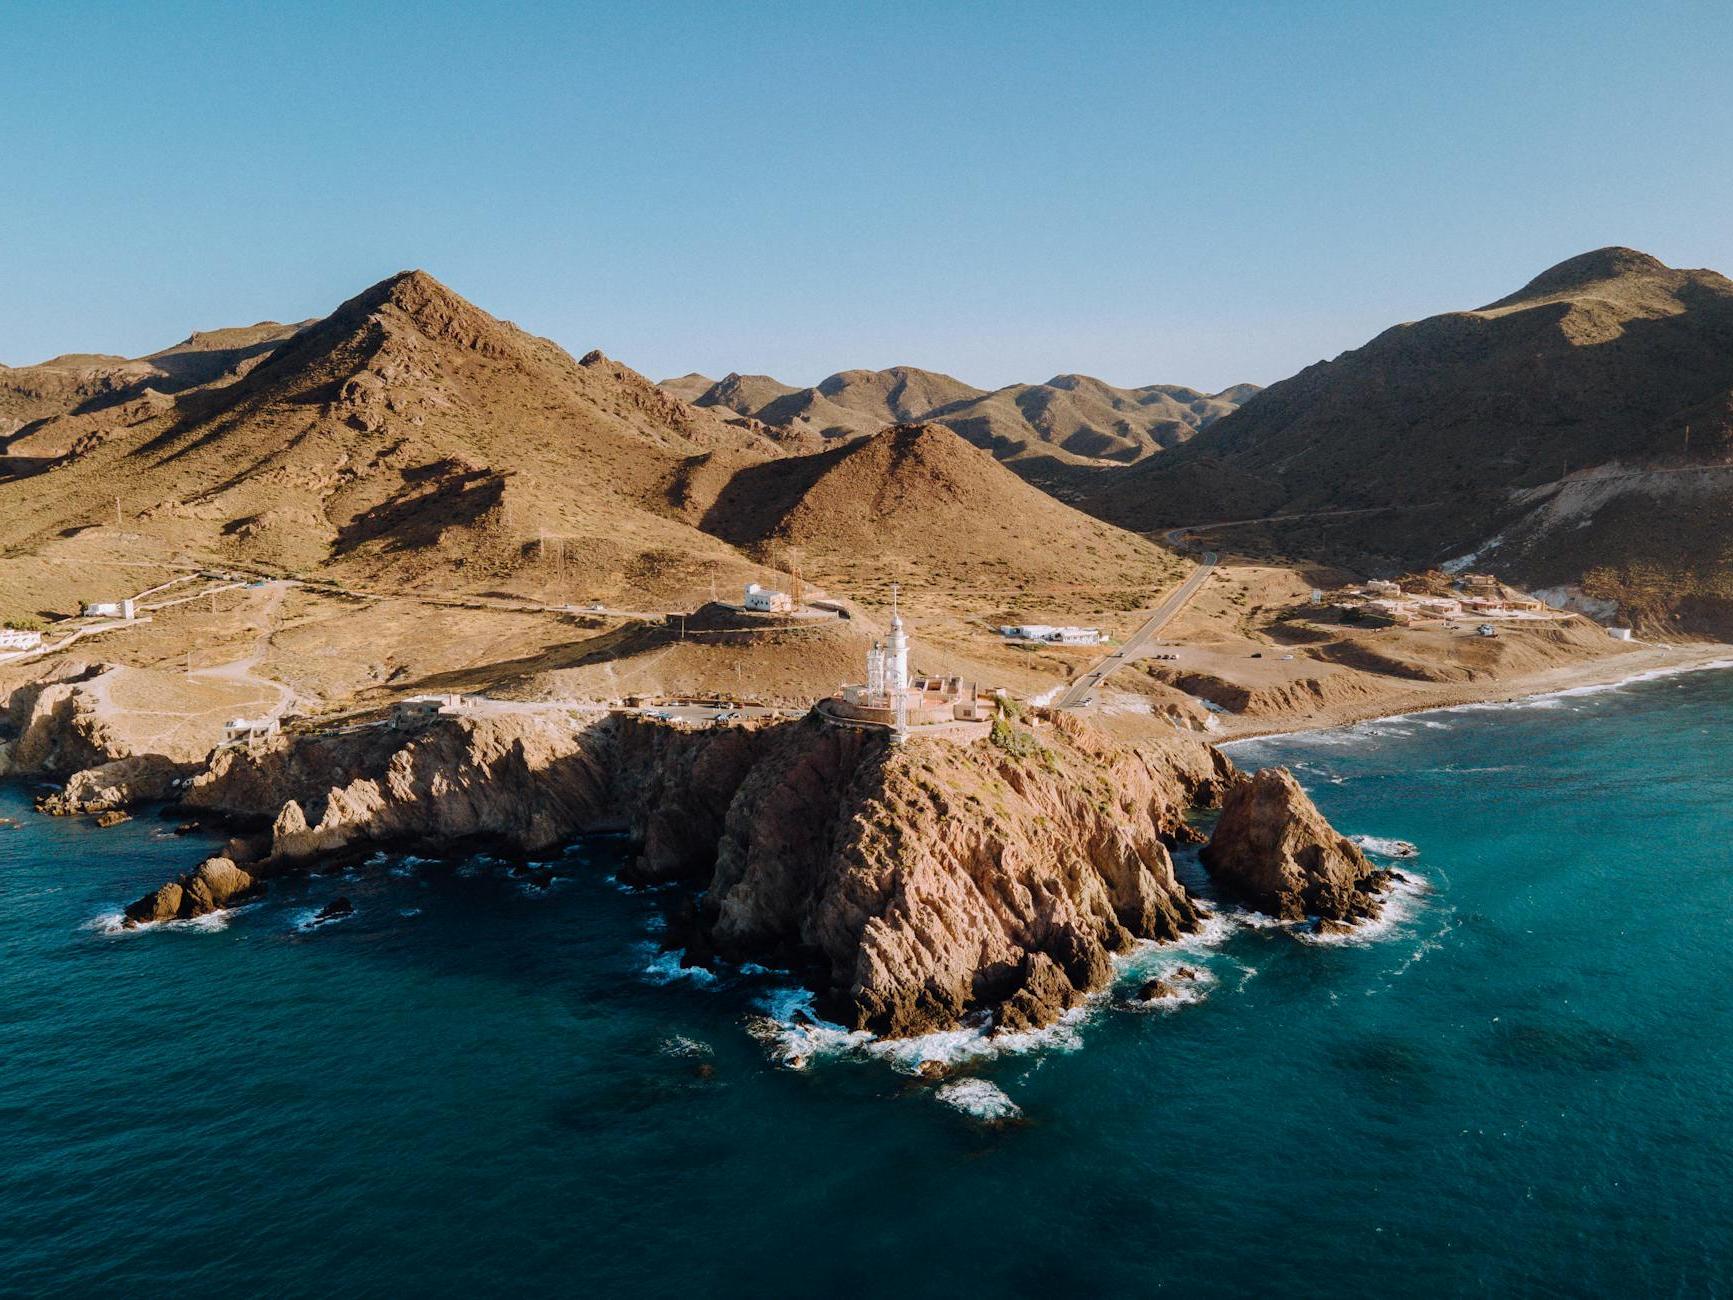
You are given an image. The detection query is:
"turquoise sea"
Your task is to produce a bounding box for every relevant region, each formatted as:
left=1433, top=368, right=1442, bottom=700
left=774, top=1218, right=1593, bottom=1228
left=3, top=665, right=1731, bottom=1297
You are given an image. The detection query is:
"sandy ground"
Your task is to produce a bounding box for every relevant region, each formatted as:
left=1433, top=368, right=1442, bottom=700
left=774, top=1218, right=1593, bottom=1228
left=1208, top=638, right=1733, bottom=740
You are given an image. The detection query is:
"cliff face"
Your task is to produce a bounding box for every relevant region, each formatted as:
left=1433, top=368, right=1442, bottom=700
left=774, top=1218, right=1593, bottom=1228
left=702, top=711, right=1233, bottom=1035
left=118, top=706, right=1250, bottom=1036
left=0, top=663, right=119, bottom=778
left=0, top=663, right=200, bottom=809
left=1201, top=767, right=1391, bottom=922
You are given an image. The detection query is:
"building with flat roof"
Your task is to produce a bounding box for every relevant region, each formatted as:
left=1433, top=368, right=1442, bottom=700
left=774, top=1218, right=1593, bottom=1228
left=81, top=599, right=136, bottom=621
left=0, top=627, right=44, bottom=651
left=743, top=582, right=793, bottom=613
left=223, top=716, right=281, bottom=747
left=999, top=624, right=1105, bottom=645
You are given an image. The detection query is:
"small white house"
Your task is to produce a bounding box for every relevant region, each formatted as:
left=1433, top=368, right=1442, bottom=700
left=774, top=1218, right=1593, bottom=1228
left=81, top=599, right=136, bottom=621
left=1607, top=627, right=1634, bottom=642
left=743, top=582, right=793, bottom=613
left=0, top=627, right=44, bottom=651
left=223, top=716, right=281, bottom=745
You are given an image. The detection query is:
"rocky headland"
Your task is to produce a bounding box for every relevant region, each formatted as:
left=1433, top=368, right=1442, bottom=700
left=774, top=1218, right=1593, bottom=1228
left=5, top=675, right=1392, bottom=1037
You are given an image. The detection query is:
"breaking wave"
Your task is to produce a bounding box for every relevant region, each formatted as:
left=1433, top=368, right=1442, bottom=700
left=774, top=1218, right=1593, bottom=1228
left=83, top=903, right=258, bottom=936
left=639, top=945, right=719, bottom=987
left=934, top=1079, right=1022, bottom=1122
left=1352, top=834, right=1420, bottom=859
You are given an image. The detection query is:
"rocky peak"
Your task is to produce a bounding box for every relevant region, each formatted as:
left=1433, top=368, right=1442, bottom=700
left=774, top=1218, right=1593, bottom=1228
left=1484, top=246, right=1673, bottom=310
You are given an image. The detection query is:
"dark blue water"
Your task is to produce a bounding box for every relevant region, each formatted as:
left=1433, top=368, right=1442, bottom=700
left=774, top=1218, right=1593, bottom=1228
left=3, top=667, right=1731, bottom=1297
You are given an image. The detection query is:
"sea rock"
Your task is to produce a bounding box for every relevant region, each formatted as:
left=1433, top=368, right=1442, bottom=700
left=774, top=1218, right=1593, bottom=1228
left=124, top=881, right=184, bottom=925
left=94, top=810, right=131, bottom=828
left=313, top=896, right=354, bottom=923
left=123, top=856, right=260, bottom=925
left=1201, top=767, right=1386, bottom=922
left=1138, top=977, right=1177, bottom=1001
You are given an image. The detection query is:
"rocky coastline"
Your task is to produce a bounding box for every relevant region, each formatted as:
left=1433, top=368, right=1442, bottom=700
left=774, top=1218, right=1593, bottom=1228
left=3, top=670, right=1393, bottom=1038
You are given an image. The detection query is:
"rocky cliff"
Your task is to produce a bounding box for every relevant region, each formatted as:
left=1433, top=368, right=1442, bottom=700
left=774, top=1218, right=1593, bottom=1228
left=1201, top=766, right=1393, bottom=924
left=0, top=662, right=200, bottom=810
left=112, top=706, right=1259, bottom=1036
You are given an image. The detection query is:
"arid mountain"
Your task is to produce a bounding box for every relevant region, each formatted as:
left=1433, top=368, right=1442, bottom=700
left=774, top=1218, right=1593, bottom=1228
left=657, top=372, right=717, bottom=403
left=673, top=365, right=1255, bottom=466
left=0, top=271, right=785, bottom=602
left=0, top=320, right=309, bottom=436
left=1084, top=247, right=1733, bottom=631
left=683, top=421, right=1184, bottom=596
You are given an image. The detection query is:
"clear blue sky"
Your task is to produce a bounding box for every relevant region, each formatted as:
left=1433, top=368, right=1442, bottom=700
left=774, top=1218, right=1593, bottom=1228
left=4, top=0, right=1731, bottom=391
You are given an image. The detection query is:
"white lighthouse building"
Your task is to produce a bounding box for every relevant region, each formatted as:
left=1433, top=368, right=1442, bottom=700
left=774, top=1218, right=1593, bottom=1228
left=830, top=589, right=988, bottom=733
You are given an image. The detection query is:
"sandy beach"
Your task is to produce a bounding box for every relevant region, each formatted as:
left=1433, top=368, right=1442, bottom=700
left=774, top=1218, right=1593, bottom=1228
left=1209, top=639, right=1733, bottom=742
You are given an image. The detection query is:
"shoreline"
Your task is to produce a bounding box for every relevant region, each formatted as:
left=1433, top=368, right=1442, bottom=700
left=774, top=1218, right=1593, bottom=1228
left=1209, top=640, right=1733, bottom=746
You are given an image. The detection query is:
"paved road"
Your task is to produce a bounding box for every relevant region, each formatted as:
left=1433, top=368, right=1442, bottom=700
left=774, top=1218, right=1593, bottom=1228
left=1056, top=548, right=1219, bottom=709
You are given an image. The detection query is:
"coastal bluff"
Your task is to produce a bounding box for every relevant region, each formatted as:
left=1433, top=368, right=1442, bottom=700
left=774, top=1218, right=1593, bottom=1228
left=8, top=686, right=1385, bottom=1038
left=164, top=708, right=1241, bottom=1036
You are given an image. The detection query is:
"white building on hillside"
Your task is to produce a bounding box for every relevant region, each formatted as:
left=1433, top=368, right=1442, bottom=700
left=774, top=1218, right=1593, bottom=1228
left=223, top=716, right=281, bottom=746
left=0, top=627, right=44, bottom=651
left=743, top=582, right=793, bottom=613
left=81, top=599, right=136, bottom=621
left=998, top=624, right=1105, bottom=645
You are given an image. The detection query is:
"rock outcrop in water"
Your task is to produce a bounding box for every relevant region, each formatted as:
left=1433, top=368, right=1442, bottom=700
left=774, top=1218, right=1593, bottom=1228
left=124, top=856, right=263, bottom=924
left=1201, top=767, right=1391, bottom=922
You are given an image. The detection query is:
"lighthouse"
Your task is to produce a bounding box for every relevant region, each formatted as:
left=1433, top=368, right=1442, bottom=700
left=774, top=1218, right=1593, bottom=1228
left=886, top=610, right=909, bottom=693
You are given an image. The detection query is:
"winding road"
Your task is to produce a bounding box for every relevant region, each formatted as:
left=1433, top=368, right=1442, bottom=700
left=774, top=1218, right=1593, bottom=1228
left=1055, top=541, right=1218, bottom=709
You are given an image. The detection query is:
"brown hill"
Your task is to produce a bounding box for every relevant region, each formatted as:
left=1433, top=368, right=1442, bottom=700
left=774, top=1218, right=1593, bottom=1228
left=0, top=271, right=782, bottom=602
left=691, top=421, right=1183, bottom=596
left=1, top=319, right=311, bottom=441
left=676, top=365, right=1254, bottom=467
left=1083, top=247, right=1733, bottom=631
left=658, top=372, right=717, bottom=403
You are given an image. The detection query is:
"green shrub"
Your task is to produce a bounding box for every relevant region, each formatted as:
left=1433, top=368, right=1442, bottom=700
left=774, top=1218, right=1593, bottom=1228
left=989, top=716, right=1040, bottom=758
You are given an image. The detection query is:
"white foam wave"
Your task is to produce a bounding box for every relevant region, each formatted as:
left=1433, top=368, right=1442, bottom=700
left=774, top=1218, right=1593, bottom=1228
left=1116, top=958, right=1218, bottom=1013
left=1296, top=870, right=1430, bottom=947
left=85, top=902, right=258, bottom=936
left=291, top=904, right=355, bottom=932
left=640, top=945, right=719, bottom=987
left=659, top=1035, right=714, bottom=1059
left=934, top=1078, right=1022, bottom=1122
left=1351, top=834, right=1419, bottom=860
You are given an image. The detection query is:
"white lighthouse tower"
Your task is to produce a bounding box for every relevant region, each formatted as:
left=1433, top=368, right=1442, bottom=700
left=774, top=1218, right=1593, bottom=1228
left=886, top=584, right=909, bottom=692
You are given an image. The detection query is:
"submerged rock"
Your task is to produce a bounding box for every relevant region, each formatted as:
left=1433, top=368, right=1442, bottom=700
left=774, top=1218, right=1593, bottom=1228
left=313, top=896, right=354, bottom=923
left=1201, top=767, right=1388, bottom=922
